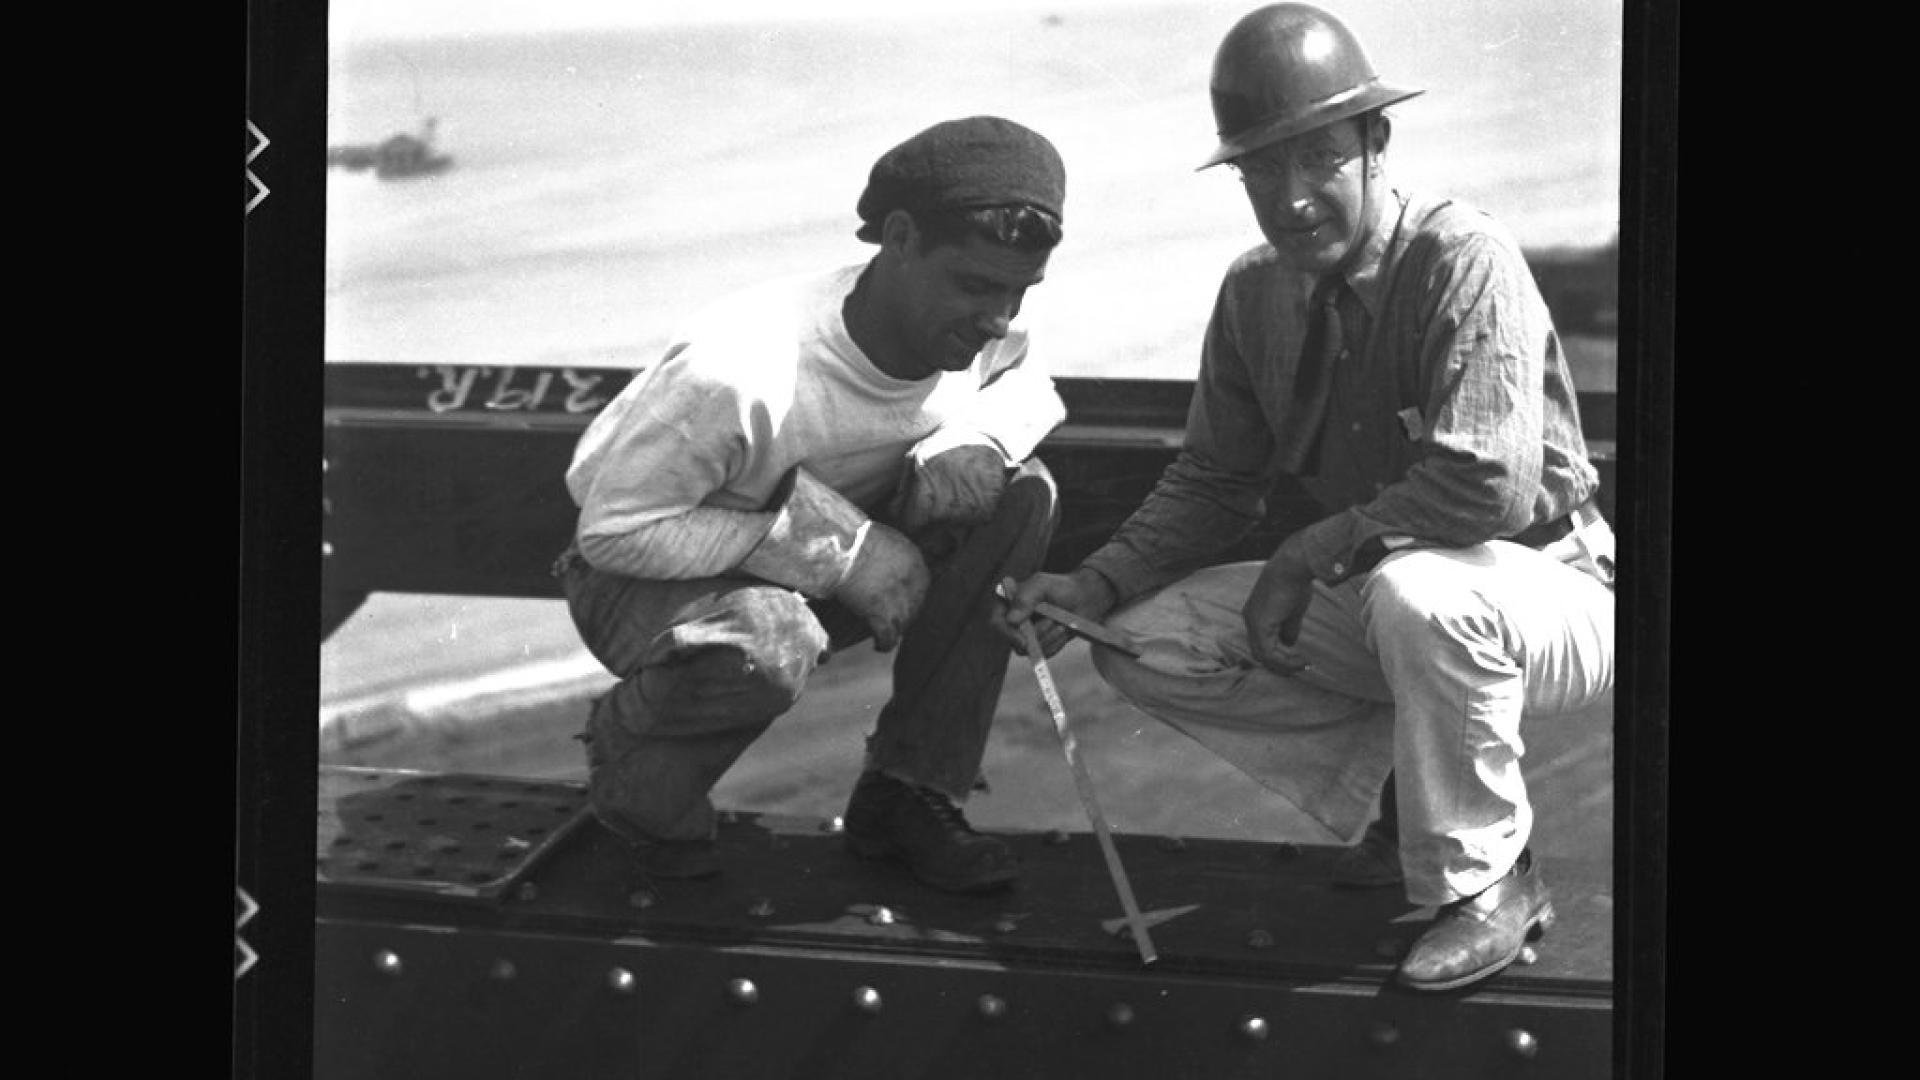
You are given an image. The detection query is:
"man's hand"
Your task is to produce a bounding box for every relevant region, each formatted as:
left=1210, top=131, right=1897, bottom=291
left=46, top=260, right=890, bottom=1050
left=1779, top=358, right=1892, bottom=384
left=893, top=444, right=1007, bottom=533
left=996, top=568, right=1118, bottom=658
left=1243, top=536, right=1316, bottom=675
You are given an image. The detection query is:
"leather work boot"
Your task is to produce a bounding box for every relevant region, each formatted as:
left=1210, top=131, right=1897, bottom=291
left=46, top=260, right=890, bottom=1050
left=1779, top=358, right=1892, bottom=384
left=1396, top=848, right=1555, bottom=992
left=842, top=770, right=1019, bottom=893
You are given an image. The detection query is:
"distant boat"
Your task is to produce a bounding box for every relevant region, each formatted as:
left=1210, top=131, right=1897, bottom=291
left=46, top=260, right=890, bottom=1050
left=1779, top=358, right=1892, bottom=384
left=328, top=116, right=454, bottom=181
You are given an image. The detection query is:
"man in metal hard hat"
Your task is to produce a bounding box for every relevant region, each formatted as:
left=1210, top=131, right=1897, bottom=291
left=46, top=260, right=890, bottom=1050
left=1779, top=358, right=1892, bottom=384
left=1002, top=4, right=1614, bottom=993
left=559, top=116, right=1068, bottom=896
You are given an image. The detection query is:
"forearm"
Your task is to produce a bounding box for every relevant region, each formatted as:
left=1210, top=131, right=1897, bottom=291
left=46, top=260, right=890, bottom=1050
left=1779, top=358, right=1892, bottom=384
left=1079, top=452, right=1269, bottom=605
left=576, top=507, right=775, bottom=580
left=1379, top=450, right=1537, bottom=541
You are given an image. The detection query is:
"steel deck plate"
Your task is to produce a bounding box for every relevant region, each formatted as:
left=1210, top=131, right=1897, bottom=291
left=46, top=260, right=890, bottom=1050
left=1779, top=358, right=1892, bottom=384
left=317, top=766, right=591, bottom=901
left=319, top=772, right=1612, bottom=992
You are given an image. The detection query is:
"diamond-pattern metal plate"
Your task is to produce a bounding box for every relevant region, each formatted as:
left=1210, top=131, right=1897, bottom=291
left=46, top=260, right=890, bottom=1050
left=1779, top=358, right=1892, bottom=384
left=317, top=766, right=590, bottom=901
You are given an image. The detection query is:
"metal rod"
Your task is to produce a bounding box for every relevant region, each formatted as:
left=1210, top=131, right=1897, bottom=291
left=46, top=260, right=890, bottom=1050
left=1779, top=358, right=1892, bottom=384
left=1030, top=600, right=1140, bottom=658
left=992, top=580, right=1140, bottom=658
left=1005, top=580, right=1156, bottom=965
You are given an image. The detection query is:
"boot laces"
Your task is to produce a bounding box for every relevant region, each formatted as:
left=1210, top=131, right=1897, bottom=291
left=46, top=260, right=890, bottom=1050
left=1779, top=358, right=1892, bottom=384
left=909, top=783, right=975, bottom=835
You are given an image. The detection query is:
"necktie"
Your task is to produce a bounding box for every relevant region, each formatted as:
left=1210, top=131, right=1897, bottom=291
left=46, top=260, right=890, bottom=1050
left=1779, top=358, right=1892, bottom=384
left=1298, top=275, right=1345, bottom=398
left=1294, top=276, right=1344, bottom=472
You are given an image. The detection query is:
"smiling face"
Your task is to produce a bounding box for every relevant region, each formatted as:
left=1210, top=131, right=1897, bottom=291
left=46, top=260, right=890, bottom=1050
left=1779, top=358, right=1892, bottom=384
left=858, top=212, right=1052, bottom=381
left=1231, top=115, right=1387, bottom=276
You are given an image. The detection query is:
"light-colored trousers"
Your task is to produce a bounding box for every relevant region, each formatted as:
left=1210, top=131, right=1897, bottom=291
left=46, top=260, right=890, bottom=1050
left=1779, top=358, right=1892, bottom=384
left=1091, top=523, right=1614, bottom=905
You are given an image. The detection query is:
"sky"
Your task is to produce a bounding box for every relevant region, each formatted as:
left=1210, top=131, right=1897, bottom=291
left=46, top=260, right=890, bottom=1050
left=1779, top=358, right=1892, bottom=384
left=328, top=0, right=1190, bottom=44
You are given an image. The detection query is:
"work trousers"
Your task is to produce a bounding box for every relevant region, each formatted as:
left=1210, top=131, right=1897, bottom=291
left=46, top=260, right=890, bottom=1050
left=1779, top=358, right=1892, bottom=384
left=559, top=458, right=1058, bottom=843
left=1091, top=521, right=1615, bottom=906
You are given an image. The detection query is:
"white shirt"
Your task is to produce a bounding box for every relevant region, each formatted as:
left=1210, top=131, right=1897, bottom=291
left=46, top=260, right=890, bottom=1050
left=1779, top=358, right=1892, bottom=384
left=566, top=263, right=1064, bottom=578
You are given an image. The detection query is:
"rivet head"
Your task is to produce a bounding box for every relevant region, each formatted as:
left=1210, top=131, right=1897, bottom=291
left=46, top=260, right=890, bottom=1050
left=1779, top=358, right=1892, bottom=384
left=607, top=967, right=636, bottom=993
left=867, top=906, right=896, bottom=926
left=853, top=986, right=883, bottom=1013
left=1159, top=835, right=1188, bottom=852
left=1367, top=1020, right=1399, bottom=1047
left=1044, top=829, right=1071, bottom=845
left=976, top=994, right=1007, bottom=1020
left=1245, top=929, right=1275, bottom=950
left=489, top=958, right=517, bottom=982
left=1505, top=1029, right=1539, bottom=1059
left=1238, top=1015, right=1269, bottom=1041
left=992, top=917, right=1020, bottom=934
left=748, top=898, right=775, bottom=918
left=372, top=950, right=403, bottom=977
left=727, top=977, right=759, bottom=1005
left=1107, top=1002, right=1136, bottom=1028
left=820, top=817, right=845, bottom=834
left=1516, top=944, right=1539, bottom=965
left=628, top=889, right=657, bottom=910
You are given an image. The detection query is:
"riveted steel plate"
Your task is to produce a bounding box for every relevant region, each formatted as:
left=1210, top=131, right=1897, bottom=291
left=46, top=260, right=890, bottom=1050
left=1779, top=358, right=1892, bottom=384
left=317, top=792, right=1619, bottom=1079
left=315, top=917, right=1612, bottom=1080
left=317, top=766, right=590, bottom=901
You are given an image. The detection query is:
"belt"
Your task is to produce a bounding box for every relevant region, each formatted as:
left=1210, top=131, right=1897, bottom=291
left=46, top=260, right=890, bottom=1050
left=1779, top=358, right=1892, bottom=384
left=1511, top=499, right=1604, bottom=550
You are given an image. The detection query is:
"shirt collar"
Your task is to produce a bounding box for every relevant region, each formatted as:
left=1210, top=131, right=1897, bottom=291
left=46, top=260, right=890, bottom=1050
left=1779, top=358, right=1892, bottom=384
left=1335, top=187, right=1408, bottom=318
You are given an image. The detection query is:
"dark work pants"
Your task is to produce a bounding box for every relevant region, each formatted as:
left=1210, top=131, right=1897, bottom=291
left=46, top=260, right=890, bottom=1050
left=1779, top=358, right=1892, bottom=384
left=559, top=458, right=1058, bottom=843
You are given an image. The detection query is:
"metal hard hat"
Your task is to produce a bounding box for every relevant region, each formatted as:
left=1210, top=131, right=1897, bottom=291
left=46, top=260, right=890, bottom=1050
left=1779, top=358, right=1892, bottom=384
left=1201, top=3, right=1423, bottom=169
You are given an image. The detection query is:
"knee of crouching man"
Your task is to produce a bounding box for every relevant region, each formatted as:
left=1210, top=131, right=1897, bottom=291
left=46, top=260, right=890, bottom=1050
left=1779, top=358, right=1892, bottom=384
left=645, top=588, right=830, bottom=722
left=1360, top=551, right=1506, bottom=647
left=647, top=642, right=817, bottom=725
left=1005, top=456, right=1060, bottom=531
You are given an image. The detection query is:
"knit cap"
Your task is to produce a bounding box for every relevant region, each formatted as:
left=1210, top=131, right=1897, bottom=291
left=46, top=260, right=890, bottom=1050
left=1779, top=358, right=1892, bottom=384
left=855, top=116, right=1065, bottom=242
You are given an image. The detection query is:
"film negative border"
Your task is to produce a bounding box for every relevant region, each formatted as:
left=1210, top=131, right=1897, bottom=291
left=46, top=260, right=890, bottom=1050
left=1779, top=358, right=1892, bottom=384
left=235, top=886, right=259, bottom=979
left=246, top=121, right=270, bottom=215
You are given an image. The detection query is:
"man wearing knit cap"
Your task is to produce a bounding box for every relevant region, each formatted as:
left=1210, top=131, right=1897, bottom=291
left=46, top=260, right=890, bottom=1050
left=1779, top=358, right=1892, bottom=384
left=556, top=116, right=1068, bottom=894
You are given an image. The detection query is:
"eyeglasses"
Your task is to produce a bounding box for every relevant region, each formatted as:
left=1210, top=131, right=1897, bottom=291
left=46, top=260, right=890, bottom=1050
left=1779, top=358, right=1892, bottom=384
left=1227, top=141, right=1360, bottom=188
